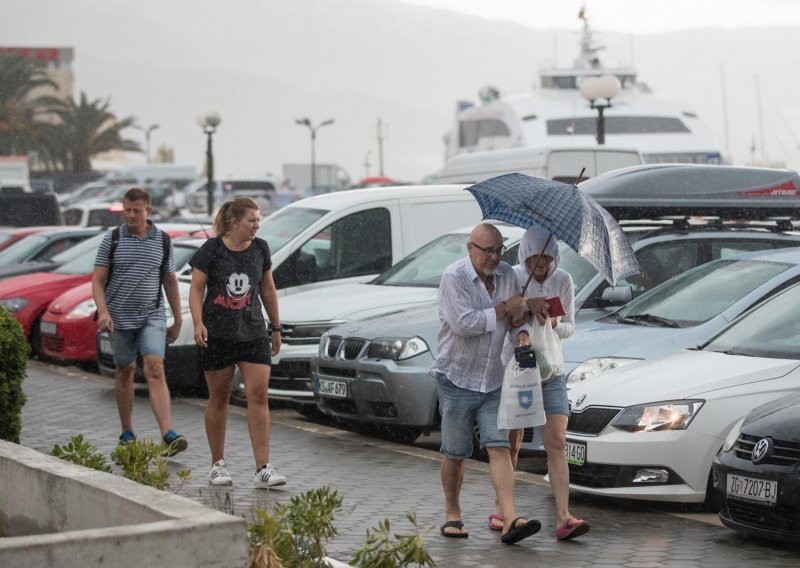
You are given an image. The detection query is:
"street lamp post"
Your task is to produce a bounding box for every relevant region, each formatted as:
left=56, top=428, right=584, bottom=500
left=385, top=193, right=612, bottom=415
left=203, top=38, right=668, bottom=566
left=295, top=117, right=334, bottom=192
left=579, top=74, right=621, bottom=145
left=197, top=112, right=221, bottom=215
left=134, top=123, right=160, bottom=163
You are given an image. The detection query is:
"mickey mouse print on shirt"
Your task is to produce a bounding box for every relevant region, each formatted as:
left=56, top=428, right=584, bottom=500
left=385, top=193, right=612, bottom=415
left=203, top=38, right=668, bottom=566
left=213, top=272, right=254, bottom=310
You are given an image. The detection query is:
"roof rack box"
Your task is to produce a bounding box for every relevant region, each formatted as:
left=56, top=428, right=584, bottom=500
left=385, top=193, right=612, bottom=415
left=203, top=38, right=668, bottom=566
left=580, top=164, right=800, bottom=220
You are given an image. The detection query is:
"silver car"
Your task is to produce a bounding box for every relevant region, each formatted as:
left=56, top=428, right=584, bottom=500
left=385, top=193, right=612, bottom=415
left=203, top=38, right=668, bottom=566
left=312, top=230, right=800, bottom=444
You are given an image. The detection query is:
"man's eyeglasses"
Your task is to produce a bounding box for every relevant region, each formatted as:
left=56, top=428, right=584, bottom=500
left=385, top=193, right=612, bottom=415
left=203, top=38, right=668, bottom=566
left=470, top=242, right=507, bottom=257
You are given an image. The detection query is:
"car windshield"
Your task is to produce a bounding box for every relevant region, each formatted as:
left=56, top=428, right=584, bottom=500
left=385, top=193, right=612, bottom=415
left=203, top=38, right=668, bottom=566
left=51, top=232, right=105, bottom=264
left=257, top=206, right=328, bottom=254
left=173, top=243, right=199, bottom=270
left=703, top=282, right=800, bottom=359
left=610, top=258, right=793, bottom=327
left=0, top=234, right=49, bottom=265
left=558, top=245, right=598, bottom=294
left=372, top=233, right=477, bottom=287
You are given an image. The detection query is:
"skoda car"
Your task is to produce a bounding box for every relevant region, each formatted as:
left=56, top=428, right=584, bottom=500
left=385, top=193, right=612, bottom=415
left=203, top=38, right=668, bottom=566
left=563, top=281, right=800, bottom=505
left=712, top=392, right=800, bottom=543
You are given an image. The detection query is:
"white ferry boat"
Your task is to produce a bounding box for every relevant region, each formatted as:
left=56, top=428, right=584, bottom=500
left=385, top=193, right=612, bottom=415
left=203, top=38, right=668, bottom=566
left=445, top=10, right=724, bottom=165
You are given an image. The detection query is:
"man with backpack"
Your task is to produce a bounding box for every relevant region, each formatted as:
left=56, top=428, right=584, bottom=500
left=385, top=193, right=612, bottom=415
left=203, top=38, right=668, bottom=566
left=92, top=187, right=188, bottom=454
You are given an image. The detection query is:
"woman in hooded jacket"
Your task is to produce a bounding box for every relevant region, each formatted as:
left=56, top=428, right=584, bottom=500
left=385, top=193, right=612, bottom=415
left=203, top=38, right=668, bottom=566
left=489, top=225, right=590, bottom=541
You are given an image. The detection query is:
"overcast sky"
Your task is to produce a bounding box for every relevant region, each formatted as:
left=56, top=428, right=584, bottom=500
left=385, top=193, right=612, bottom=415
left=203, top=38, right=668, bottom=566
left=3, top=0, right=799, bottom=181
left=400, top=0, right=800, bottom=34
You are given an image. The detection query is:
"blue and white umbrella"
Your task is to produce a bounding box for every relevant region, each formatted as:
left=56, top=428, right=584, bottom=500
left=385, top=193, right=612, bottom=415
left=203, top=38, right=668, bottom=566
left=465, top=172, right=640, bottom=286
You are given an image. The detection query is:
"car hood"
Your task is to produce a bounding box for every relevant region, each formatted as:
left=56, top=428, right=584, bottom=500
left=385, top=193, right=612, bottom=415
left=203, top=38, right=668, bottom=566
left=563, top=318, right=718, bottom=366
left=47, top=281, right=94, bottom=314
left=0, top=272, right=91, bottom=299
left=740, top=391, right=800, bottom=441
left=280, top=283, right=439, bottom=323
left=328, top=302, right=441, bottom=341
left=568, top=349, right=800, bottom=410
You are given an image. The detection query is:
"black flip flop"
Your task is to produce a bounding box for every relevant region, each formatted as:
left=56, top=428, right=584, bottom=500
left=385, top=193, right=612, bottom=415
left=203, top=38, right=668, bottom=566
left=440, top=519, right=469, bottom=538
left=501, top=517, right=541, bottom=545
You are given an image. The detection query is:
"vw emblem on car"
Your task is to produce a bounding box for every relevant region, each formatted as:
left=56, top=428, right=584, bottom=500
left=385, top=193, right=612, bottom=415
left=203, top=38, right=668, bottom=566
left=575, top=394, right=587, bottom=408
left=751, top=438, right=773, bottom=464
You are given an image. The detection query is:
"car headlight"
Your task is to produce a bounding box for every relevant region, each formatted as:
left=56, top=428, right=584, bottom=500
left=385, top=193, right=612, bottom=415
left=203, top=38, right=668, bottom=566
left=611, top=399, right=705, bottom=432
left=66, top=299, right=97, bottom=320
left=367, top=336, right=429, bottom=361
left=721, top=417, right=745, bottom=453
left=0, top=297, right=29, bottom=312
left=566, top=357, right=640, bottom=387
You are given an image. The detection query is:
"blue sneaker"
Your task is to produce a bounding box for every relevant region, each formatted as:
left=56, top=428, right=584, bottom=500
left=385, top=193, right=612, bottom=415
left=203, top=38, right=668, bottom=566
left=162, top=429, right=188, bottom=456
left=119, top=431, right=136, bottom=445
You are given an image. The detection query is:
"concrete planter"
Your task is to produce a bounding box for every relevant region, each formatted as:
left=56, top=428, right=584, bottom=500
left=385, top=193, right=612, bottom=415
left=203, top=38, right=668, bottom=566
left=0, top=441, right=248, bottom=567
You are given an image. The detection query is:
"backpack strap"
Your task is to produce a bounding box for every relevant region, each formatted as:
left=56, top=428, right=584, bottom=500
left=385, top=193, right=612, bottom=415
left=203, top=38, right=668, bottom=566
left=156, top=231, right=171, bottom=309
left=104, top=226, right=121, bottom=291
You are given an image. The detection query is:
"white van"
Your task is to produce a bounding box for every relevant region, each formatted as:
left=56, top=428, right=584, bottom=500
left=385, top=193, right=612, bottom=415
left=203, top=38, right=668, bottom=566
left=428, top=146, right=644, bottom=185
left=253, top=183, right=482, bottom=297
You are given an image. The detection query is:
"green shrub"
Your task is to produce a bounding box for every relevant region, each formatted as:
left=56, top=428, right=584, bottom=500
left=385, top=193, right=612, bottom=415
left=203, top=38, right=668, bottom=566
left=249, top=486, right=343, bottom=568
left=351, top=513, right=436, bottom=568
left=51, top=435, right=190, bottom=492
left=51, top=434, right=112, bottom=473
left=110, top=438, right=191, bottom=491
left=0, top=306, right=28, bottom=443
left=248, top=488, right=435, bottom=568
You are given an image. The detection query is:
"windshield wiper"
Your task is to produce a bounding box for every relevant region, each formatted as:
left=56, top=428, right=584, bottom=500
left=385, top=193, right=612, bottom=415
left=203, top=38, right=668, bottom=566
left=615, top=313, right=681, bottom=328
left=716, top=349, right=754, bottom=357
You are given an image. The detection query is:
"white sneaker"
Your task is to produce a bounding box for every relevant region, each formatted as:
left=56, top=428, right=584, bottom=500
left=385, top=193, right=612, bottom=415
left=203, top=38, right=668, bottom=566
left=209, top=459, right=233, bottom=485
left=254, top=463, right=286, bottom=488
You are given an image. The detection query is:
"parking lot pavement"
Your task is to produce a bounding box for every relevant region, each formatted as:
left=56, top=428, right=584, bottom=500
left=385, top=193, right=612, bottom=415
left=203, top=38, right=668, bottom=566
left=20, top=361, right=800, bottom=567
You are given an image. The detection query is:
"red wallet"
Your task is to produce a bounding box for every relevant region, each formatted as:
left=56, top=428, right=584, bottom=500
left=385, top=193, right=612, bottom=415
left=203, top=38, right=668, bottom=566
left=545, top=296, right=566, bottom=317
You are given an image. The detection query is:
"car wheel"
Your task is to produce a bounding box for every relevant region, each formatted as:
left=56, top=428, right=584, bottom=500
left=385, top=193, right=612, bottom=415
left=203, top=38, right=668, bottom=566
left=294, top=403, right=327, bottom=421
left=374, top=425, right=423, bottom=445
left=703, top=469, right=722, bottom=512
left=28, top=316, right=45, bottom=359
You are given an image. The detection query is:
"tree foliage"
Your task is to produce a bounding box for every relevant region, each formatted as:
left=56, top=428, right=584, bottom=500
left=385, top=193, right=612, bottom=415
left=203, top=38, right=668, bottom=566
left=0, top=54, right=141, bottom=172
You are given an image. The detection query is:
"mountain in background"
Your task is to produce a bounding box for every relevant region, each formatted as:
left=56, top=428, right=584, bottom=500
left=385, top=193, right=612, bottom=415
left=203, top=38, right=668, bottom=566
left=4, top=0, right=799, bottom=181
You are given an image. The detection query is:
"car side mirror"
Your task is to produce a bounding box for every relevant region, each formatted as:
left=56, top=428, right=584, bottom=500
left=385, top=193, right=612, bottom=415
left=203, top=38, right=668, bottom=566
left=601, top=286, right=633, bottom=306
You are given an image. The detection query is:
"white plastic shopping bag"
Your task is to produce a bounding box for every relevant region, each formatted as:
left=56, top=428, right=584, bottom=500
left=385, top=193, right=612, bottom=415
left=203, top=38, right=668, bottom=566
left=530, top=320, right=563, bottom=381
left=497, top=360, right=546, bottom=430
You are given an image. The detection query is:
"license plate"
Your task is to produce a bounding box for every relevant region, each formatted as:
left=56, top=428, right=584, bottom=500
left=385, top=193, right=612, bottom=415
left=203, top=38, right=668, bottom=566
left=317, top=378, right=348, bottom=398
left=726, top=474, right=778, bottom=505
left=40, top=321, right=57, bottom=335
left=566, top=439, right=586, bottom=466
left=99, top=338, right=112, bottom=355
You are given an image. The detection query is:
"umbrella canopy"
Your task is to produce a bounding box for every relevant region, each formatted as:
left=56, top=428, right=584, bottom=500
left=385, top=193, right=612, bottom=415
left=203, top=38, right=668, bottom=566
left=465, top=172, right=640, bottom=286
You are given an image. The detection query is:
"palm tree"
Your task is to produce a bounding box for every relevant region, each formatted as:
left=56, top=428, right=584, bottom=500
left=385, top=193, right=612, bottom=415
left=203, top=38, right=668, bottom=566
left=43, top=92, right=141, bottom=172
left=0, top=54, right=60, bottom=156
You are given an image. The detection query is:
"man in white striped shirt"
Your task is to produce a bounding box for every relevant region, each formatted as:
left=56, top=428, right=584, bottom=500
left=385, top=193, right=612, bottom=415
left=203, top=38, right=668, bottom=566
left=92, top=187, right=187, bottom=455
left=431, top=222, right=549, bottom=545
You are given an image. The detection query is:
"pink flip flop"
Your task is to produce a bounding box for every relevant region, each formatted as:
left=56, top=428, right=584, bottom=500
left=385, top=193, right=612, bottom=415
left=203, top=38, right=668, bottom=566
left=556, top=517, right=590, bottom=541
left=488, top=513, right=504, bottom=531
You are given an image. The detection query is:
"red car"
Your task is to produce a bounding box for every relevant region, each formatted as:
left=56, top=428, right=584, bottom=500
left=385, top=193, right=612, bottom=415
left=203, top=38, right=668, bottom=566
left=0, top=225, right=204, bottom=356
left=0, top=226, right=58, bottom=252
left=40, top=236, right=205, bottom=363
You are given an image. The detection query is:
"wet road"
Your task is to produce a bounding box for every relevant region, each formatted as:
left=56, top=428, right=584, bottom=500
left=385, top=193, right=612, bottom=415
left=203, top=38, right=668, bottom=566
left=20, top=361, right=800, bottom=567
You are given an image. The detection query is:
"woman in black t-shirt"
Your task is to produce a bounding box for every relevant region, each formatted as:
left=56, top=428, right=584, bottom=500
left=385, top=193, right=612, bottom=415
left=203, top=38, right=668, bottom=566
left=189, top=197, right=286, bottom=489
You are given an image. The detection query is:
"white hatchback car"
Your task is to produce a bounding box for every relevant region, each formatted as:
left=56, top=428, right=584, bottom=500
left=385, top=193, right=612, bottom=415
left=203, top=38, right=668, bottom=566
left=563, top=281, right=800, bottom=505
